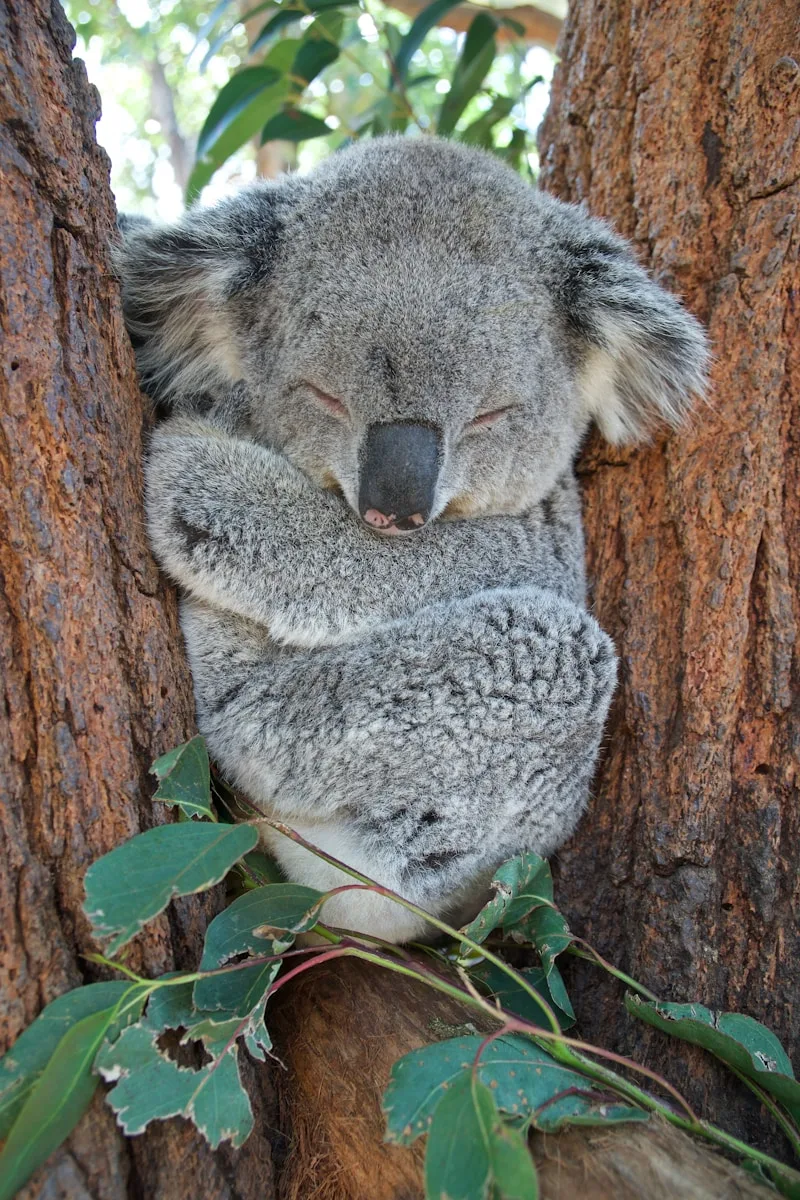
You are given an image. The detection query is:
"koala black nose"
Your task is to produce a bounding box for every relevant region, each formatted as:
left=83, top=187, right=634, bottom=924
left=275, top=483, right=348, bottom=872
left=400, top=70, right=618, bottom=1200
left=358, top=422, right=441, bottom=534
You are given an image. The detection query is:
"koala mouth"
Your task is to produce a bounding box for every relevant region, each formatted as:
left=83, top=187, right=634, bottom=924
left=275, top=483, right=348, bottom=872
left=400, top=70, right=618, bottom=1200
left=362, top=509, right=427, bottom=535
left=358, top=421, right=441, bottom=537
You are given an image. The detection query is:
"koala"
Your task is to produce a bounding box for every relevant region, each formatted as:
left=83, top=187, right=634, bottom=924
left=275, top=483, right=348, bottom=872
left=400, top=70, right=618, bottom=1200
left=117, top=136, right=707, bottom=943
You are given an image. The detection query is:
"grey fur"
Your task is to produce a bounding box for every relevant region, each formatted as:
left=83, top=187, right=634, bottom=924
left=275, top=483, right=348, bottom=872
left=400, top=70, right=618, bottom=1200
left=119, top=136, right=707, bottom=941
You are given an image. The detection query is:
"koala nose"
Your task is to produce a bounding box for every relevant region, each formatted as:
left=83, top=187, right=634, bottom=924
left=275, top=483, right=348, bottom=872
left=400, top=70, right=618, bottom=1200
left=358, top=422, right=441, bottom=534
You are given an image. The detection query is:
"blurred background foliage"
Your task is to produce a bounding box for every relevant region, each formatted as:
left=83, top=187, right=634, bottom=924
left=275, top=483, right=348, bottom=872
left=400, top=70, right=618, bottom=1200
left=61, top=0, right=564, bottom=217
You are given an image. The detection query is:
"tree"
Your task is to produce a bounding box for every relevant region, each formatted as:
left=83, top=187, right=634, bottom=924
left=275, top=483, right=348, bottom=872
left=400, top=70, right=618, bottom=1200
left=0, top=1, right=279, bottom=1195
left=539, top=0, right=800, bottom=1158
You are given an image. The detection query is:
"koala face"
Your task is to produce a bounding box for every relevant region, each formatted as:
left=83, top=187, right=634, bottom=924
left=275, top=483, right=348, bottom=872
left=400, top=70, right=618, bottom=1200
left=118, top=136, right=707, bottom=533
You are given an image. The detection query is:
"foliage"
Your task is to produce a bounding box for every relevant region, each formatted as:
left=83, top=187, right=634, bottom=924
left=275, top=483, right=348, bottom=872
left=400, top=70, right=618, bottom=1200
left=184, top=0, right=542, bottom=202
left=61, top=0, right=552, bottom=213
left=2, top=738, right=800, bottom=1199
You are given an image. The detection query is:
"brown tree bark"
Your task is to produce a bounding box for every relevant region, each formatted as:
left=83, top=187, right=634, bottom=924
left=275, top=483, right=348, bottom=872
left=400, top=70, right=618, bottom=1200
left=539, top=0, right=800, bottom=1158
left=0, top=1, right=280, bottom=1195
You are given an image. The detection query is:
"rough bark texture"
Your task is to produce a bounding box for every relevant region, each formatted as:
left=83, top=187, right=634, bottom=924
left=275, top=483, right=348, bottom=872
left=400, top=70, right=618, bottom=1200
left=0, top=1, right=280, bottom=1194
left=539, top=0, right=799, bottom=1158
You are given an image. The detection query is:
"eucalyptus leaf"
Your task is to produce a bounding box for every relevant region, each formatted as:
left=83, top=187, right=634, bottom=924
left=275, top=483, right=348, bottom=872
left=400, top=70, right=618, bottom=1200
left=626, top=996, right=800, bottom=1124
left=199, top=0, right=275, bottom=73
left=0, top=982, right=140, bottom=1138
left=261, top=109, right=331, bottom=143
left=193, top=962, right=278, bottom=1060
left=249, top=0, right=351, bottom=56
left=200, top=883, right=323, bottom=970
left=291, top=30, right=340, bottom=92
left=386, top=1034, right=584, bottom=1145
left=392, top=0, right=464, bottom=85
left=241, top=849, right=285, bottom=885
left=459, top=852, right=553, bottom=949
left=97, top=1022, right=253, bottom=1148
left=195, top=65, right=282, bottom=160
left=0, top=1007, right=118, bottom=1200
left=470, top=962, right=574, bottom=1030
left=151, top=736, right=214, bottom=821
left=424, top=1072, right=493, bottom=1200
left=83, top=821, right=259, bottom=954
left=437, top=12, right=497, bottom=136
left=513, top=905, right=574, bottom=1019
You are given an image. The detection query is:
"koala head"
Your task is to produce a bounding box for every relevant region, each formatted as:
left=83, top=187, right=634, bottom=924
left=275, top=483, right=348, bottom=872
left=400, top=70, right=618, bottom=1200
left=117, top=136, right=707, bottom=534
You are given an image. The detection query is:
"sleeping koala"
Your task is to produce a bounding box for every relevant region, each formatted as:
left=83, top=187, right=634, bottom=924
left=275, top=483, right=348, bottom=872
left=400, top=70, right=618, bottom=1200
left=118, top=136, right=706, bottom=942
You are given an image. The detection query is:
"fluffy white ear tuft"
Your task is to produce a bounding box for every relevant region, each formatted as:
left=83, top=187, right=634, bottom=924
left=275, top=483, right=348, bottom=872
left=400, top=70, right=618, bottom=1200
left=114, top=181, right=299, bottom=407
left=542, top=202, right=709, bottom=443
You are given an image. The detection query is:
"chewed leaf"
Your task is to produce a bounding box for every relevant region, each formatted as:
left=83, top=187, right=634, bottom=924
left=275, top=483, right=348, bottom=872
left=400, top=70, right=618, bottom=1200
left=0, top=1007, right=119, bottom=1200
left=151, top=736, right=214, bottom=820
left=193, top=962, right=279, bottom=1061
left=0, top=982, right=139, bottom=1138
left=84, top=822, right=259, bottom=954
left=96, top=1022, right=253, bottom=1149
left=459, top=853, right=553, bottom=949
left=200, top=883, right=323, bottom=970
left=626, top=996, right=800, bottom=1124
left=385, top=1034, right=647, bottom=1151
left=384, top=1034, right=587, bottom=1146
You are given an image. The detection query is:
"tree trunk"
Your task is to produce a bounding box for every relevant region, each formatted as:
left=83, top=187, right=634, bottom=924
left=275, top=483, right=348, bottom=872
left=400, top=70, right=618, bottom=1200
left=539, top=0, right=800, bottom=1158
left=0, top=1, right=280, bottom=1195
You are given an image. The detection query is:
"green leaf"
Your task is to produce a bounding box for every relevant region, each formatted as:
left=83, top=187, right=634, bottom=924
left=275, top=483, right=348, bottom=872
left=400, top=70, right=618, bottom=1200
left=626, top=996, right=800, bottom=1124
left=423, top=1072, right=539, bottom=1200
left=392, top=0, right=464, bottom=85
left=385, top=1034, right=582, bottom=1145
left=0, top=982, right=139, bottom=1137
left=0, top=1007, right=118, bottom=1200
left=96, top=1022, right=254, bottom=1148
left=241, top=849, right=285, bottom=885
left=460, top=853, right=553, bottom=949
left=193, top=962, right=278, bottom=1060
left=200, top=883, right=324, bottom=970
left=514, top=906, right=574, bottom=1020
left=198, top=1, right=275, bottom=73
left=486, top=1110, right=539, bottom=1200
left=470, top=963, right=574, bottom=1031
left=424, top=1072, right=492, bottom=1200
left=384, top=1034, right=647, bottom=1148
left=151, top=736, right=214, bottom=821
left=496, top=127, right=529, bottom=172
left=187, top=66, right=289, bottom=203
left=84, top=821, right=259, bottom=954
left=260, top=108, right=331, bottom=143
left=195, top=66, right=282, bottom=160
left=249, top=0, right=351, bottom=56
left=291, top=29, right=340, bottom=92
left=459, top=94, right=516, bottom=147
left=436, top=12, right=498, bottom=136
left=144, top=980, right=252, bottom=1057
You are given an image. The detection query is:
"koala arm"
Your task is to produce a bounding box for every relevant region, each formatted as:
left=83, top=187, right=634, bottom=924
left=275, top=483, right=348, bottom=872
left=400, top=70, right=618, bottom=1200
left=181, top=586, right=616, bottom=940
left=146, top=418, right=583, bottom=647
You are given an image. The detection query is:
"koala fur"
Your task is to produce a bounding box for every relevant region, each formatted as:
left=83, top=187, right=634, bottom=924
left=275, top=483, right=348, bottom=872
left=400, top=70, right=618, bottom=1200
left=118, top=135, right=707, bottom=942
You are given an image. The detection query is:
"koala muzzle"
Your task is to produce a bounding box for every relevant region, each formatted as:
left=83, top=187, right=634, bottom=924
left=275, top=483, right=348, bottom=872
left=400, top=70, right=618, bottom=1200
left=358, top=421, right=441, bottom=534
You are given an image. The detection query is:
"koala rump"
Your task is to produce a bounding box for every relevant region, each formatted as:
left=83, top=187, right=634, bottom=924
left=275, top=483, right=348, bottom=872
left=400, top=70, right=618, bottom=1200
left=120, top=136, right=707, bottom=941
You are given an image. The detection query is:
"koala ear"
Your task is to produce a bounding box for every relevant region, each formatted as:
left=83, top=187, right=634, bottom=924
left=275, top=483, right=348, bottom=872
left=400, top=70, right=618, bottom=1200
left=542, top=202, right=708, bottom=444
left=113, top=183, right=298, bottom=406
